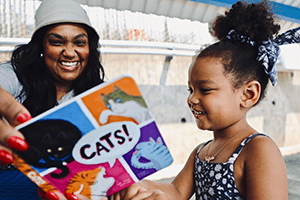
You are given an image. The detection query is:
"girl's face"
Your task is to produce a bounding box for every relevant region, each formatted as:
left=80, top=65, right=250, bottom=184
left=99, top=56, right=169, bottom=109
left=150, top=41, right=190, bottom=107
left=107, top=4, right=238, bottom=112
left=43, top=23, right=89, bottom=85
left=187, top=57, right=244, bottom=131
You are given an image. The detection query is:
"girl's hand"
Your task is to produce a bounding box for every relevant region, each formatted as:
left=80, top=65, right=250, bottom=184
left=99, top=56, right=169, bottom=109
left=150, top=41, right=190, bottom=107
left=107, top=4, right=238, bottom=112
left=110, top=181, right=169, bottom=200
left=0, top=87, right=31, bottom=165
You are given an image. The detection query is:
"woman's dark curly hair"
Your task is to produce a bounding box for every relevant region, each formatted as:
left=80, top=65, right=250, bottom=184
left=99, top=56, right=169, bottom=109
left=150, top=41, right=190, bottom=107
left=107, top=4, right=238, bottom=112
left=11, top=23, right=105, bottom=117
left=197, top=0, right=280, bottom=105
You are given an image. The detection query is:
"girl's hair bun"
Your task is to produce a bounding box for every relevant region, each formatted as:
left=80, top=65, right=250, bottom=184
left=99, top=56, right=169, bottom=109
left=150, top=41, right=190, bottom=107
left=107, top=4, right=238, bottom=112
left=210, top=0, right=280, bottom=44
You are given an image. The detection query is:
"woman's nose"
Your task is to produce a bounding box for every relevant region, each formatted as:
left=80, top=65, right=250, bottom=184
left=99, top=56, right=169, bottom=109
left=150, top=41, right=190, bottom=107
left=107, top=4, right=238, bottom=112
left=62, top=44, right=77, bottom=58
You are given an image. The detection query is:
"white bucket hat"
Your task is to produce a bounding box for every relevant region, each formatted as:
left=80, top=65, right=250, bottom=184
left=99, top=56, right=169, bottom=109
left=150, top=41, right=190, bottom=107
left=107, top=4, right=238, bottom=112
left=34, top=0, right=98, bottom=36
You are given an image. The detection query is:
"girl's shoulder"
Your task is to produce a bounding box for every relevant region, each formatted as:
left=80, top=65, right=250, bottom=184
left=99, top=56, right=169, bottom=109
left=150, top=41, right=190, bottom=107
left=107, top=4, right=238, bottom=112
left=238, top=134, right=288, bottom=199
left=241, top=133, right=283, bottom=164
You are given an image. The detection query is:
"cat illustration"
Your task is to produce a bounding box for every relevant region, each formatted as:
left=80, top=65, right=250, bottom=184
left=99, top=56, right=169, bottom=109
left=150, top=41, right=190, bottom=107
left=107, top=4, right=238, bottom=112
left=131, top=137, right=173, bottom=170
left=99, top=86, right=151, bottom=124
left=65, top=167, right=115, bottom=200
left=17, top=119, right=82, bottom=179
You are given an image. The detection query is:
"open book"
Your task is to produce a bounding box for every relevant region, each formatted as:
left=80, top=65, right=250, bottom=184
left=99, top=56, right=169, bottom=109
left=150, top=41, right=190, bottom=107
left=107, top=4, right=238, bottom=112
left=13, top=75, right=173, bottom=199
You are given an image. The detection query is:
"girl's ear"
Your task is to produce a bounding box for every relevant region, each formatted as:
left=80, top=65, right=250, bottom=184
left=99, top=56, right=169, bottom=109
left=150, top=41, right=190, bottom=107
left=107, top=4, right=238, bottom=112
left=241, top=80, right=261, bottom=108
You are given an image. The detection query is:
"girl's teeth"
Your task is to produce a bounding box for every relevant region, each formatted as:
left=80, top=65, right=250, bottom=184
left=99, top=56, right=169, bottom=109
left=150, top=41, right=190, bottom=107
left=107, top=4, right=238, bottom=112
left=61, top=62, right=78, bottom=67
left=193, top=110, right=204, bottom=115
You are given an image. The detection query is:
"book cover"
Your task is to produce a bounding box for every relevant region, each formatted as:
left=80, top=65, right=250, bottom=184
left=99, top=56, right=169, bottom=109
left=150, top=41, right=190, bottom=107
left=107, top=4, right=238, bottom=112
left=13, top=75, right=173, bottom=199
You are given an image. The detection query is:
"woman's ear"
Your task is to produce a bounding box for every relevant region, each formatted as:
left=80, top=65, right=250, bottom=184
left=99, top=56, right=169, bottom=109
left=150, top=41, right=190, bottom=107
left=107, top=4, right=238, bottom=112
left=241, top=80, right=261, bottom=108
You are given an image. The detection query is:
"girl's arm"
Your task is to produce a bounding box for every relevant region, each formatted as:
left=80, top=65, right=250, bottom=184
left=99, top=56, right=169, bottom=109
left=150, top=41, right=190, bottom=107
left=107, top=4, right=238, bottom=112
left=244, top=136, right=288, bottom=200
left=110, top=145, right=200, bottom=200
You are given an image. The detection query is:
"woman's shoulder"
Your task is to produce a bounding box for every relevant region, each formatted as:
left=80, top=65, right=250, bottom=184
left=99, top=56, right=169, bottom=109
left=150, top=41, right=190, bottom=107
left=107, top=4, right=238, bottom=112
left=0, top=61, right=14, bottom=70
left=0, top=62, right=17, bottom=78
left=0, top=62, right=24, bottom=98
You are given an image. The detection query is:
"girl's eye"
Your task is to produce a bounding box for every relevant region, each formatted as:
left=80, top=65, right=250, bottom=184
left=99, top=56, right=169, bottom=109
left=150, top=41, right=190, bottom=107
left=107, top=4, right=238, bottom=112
left=187, top=88, right=193, bottom=93
left=201, top=88, right=212, bottom=94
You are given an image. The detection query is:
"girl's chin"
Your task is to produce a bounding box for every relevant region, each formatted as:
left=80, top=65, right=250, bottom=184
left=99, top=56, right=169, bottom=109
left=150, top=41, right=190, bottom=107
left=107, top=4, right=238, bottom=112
left=195, top=122, right=209, bottom=131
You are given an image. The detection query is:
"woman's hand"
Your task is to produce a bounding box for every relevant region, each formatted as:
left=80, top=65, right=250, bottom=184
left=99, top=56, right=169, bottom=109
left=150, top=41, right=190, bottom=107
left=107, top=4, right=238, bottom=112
left=38, top=188, right=91, bottom=200
left=0, top=87, right=31, bottom=165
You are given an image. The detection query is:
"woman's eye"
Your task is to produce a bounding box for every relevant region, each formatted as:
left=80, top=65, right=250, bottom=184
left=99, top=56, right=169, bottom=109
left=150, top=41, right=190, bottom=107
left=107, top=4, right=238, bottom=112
left=75, top=40, right=87, bottom=46
left=49, top=40, right=63, bottom=46
left=187, top=88, right=193, bottom=93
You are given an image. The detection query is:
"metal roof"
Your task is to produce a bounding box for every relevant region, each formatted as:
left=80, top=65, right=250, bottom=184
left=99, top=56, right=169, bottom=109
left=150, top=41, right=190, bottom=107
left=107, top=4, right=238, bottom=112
left=71, top=0, right=300, bottom=33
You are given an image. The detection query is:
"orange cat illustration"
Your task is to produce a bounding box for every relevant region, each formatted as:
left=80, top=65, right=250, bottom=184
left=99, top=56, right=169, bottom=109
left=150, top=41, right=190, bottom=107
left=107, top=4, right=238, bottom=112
left=65, top=167, right=115, bottom=200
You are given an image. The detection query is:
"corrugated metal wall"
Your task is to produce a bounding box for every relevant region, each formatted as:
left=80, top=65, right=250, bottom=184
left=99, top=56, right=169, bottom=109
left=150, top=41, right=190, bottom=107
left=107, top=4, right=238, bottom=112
left=0, top=0, right=214, bottom=46
left=0, top=0, right=27, bottom=37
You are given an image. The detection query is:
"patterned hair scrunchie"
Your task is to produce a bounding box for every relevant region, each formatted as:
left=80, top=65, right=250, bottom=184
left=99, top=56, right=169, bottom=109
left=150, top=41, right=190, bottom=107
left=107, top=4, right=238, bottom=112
left=226, top=27, right=300, bottom=86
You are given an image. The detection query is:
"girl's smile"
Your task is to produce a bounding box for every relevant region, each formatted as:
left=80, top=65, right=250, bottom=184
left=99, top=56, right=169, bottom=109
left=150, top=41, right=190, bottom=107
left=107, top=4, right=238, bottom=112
left=190, top=104, right=205, bottom=118
left=187, top=57, right=244, bottom=131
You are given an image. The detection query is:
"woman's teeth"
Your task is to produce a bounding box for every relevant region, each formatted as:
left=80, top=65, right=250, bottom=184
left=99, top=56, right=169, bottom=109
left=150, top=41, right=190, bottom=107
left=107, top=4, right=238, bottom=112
left=61, top=61, right=78, bottom=68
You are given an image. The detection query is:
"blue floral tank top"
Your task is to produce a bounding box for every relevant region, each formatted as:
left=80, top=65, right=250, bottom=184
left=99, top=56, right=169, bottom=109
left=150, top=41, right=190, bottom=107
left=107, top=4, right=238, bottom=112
left=194, top=133, right=267, bottom=200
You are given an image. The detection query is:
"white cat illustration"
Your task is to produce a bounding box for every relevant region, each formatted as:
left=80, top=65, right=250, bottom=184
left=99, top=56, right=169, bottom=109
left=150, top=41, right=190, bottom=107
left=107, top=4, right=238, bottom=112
left=99, top=86, right=151, bottom=124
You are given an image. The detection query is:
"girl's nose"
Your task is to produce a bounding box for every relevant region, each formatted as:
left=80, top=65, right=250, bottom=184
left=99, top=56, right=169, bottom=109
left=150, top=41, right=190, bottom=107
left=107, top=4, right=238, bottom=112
left=188, top=93, right=200, bottom=105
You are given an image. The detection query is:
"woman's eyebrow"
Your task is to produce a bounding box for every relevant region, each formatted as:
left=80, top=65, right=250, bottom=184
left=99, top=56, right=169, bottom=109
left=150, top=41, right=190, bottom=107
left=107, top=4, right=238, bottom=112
left=46, top=33, right=63, bottom=39
left=73, top=33, right=88, bottom=40
left=46, top=33, right=88, bottom=40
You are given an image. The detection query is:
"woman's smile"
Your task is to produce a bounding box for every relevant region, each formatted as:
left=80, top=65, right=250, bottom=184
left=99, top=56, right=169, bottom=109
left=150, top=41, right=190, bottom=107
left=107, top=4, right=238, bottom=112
left=58, top=61, right=80, bottom=71
left=43, top=23, right=90, bottom=85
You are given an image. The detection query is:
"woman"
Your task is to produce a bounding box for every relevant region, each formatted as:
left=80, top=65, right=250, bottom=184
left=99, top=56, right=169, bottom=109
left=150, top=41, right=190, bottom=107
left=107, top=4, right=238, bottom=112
left=0, top=0, right=105, bottom=199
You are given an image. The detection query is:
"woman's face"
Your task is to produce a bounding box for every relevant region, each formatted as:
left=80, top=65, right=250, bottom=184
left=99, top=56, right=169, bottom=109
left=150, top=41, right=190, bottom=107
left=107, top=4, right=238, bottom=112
left=43, top=23, right=89, bottom=85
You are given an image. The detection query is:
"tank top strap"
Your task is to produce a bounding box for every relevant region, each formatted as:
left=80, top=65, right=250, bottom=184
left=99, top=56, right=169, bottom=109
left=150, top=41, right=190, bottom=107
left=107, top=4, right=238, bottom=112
left=196, top=140, right=212, bottom=155
left=227, top=133, right=269, bottom=164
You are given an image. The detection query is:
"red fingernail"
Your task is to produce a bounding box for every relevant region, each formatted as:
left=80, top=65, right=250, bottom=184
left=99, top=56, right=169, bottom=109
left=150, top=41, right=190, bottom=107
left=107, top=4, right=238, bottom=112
left=16, top=113, right=32, bottom=124
left=7, top=136, right=29, bottom=151
left=45, top=191, right=59, bottom=200
left=0, top=149, right=14, bottom=165
left=65, top=193, right=79, bottom=200
left=37, top=187, right=46, bottom=199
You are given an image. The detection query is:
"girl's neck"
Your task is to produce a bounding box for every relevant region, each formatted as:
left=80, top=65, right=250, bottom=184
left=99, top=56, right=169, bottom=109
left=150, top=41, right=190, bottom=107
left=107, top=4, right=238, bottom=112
left=212, top=119, right=250, bottom=142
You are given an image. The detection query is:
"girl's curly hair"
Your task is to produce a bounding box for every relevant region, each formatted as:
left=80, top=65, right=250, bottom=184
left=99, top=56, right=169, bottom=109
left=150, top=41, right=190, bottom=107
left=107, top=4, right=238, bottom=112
left=197, top=0, right=280, bottom=105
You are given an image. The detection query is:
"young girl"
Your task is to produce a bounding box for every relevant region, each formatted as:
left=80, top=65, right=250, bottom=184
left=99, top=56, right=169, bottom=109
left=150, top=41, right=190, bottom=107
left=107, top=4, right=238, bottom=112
left=109, top=1, right=300, bottom=199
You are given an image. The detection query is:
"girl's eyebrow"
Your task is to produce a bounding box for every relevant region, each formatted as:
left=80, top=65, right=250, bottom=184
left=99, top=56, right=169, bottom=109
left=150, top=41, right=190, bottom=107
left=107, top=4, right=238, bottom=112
left=196, top=79, right=215, bottom=85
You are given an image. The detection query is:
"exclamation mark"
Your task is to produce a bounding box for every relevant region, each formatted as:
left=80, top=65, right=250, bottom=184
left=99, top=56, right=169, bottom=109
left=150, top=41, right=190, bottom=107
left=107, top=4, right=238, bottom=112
left=122, top=124, right=132, bottom=141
